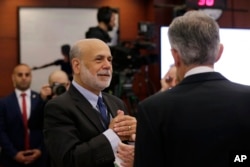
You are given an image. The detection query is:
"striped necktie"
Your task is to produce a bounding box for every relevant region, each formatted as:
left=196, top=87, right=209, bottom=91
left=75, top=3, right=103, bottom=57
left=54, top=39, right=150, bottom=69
left=97, top=97, right=109, bottom=128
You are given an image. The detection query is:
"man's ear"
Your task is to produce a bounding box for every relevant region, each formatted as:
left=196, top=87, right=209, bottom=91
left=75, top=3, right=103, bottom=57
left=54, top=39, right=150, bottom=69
left=215, top=44, right=224, bottom=63
left=11, top=75, right=16, bottom=87
left=71, top=58, right=80, bottom=74
left=171, top=48, right=181, bottom=67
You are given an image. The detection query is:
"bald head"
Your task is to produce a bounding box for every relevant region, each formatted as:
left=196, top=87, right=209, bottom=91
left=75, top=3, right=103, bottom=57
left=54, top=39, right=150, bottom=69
left=48, top=70, right=69, bottom=86
left=70, top=38, right=111, bottom=61
left=13, top=64, right=31, bottom=74
left=12, top=64, right=32, bottom=91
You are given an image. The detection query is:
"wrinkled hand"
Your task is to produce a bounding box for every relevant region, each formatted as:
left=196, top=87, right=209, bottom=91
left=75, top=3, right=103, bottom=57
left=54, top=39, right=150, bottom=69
left=113, top=111, right=136, bottom=136
left=14, top=149, right=41, bottom=165
left=117, top=142, right=135, bottom=167
left=109, top=110, right=137, bottom=141
left=40, top=84, right=52, bottom=100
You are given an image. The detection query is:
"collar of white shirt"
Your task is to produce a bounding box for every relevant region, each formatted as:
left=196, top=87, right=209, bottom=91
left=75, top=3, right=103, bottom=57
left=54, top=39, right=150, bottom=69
left=184, top=66, right=214, bottom=78
left=15, top=89, right=31, bottom=98
left=71, top=80, right=101, bottom=109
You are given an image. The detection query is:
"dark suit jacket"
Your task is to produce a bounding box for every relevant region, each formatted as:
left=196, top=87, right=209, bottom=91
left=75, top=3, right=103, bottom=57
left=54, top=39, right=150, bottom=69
left=43, top=84, right=128, bottom=167
left=0, top=91, right=45, bottom=167
left=134, top=72, right=250, bottom=167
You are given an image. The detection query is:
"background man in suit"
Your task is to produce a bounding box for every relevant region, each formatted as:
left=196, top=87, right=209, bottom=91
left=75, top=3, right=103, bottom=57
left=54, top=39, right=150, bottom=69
left=0, top=64, right=46, bottom=167
left=43, top=38, right=136, bottom=167
left=134, top=11, right=250, bottom=167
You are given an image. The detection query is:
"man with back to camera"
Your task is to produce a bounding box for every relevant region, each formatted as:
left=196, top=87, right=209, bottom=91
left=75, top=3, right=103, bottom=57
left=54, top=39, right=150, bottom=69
left=85, top=6, right=117, bottom=44
left=134, top=11, right=250, bottom=167
left=0, top=64, right=47, bottom=167
left=43, top=38, right=137, bottom=167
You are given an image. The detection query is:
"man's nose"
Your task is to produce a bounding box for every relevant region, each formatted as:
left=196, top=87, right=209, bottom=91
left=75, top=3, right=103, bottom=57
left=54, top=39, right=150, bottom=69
left=103, top=59, right=112, bottom=68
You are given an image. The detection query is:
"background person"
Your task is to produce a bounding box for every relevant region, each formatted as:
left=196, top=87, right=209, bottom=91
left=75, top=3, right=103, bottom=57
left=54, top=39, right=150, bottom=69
left=134, top=10, right=250, bottom=167
left=32, top=44, right=73, bottom=81
left=43, top=39, right=136, bottom=167
left=40, top=70, right=70, bottom=101
left=85, top=6, right=117, bottom=44
left=0, top=64, right=47, bottom=167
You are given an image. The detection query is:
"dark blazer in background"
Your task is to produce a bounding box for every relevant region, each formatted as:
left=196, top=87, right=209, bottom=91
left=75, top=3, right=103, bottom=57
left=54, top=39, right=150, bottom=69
left=44, top=84, right=128, bottom=167
left=134, top=72, right=250, bottom=167
left=0, top=91, right=45, bottom=167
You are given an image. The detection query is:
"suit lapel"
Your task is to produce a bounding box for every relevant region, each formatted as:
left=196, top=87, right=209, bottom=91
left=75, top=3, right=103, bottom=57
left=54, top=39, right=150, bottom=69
left=102, top=95, right=117, bottom=118
left=8, top=92, right=24, bottom=126
left=30, top=91, right=39, bottom=119
left=69, top=85, right=105, bottom=132
left=10, top=92, right=22, bottom=118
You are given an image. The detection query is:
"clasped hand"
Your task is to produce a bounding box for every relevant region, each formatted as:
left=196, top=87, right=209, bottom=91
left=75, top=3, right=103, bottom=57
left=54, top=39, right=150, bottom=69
left=109, top=110, right=136, bottom=141
left=14, top=149, right=41, bottom=165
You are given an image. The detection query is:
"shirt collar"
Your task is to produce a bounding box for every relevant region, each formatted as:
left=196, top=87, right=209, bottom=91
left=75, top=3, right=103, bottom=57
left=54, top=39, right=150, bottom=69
left=15, top=89, right=31, bottom=98
left=72, top=80, right=101, bottom=108
left=184, top=66, right=214, bottom=78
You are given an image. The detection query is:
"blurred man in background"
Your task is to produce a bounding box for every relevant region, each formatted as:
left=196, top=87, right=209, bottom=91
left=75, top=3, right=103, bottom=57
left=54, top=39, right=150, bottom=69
left=40, top=70, right=70, bottom=101
left=85, top=6, right=117, bottom=44
left=0, top=64, right=46, bottom=167
left=32, top=44, right=73, bottom=81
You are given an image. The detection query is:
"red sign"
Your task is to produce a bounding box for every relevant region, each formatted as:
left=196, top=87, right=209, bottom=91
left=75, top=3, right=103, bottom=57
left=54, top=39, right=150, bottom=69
left=198, top=0, right=215, bottom=7
left=186, top=0, right=226, bottom=9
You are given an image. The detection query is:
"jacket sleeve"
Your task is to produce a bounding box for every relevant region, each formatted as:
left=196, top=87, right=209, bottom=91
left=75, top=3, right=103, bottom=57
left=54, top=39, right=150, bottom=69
left=0, top=99, right=19, bottom=158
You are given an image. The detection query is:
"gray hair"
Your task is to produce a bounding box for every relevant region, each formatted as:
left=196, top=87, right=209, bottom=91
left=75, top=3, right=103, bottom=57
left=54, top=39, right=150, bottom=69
left=69, top=41, right=82, bottom=61
left=168, top=10, right=220, bottom=65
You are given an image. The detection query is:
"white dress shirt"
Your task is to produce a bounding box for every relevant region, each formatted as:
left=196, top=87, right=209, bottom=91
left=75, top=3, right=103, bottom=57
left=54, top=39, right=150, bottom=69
left=15, top=89, right=31, bottom=119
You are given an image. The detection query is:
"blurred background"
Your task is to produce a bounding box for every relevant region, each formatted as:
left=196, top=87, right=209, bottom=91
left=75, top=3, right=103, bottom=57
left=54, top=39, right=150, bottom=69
left=1, top=0, right=250, bottom=112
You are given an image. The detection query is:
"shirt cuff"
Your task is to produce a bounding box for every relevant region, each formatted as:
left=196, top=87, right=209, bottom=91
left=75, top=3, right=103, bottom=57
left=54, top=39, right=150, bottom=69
left=103, top=129, right=121, bottom=153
